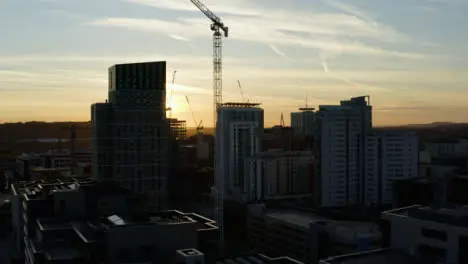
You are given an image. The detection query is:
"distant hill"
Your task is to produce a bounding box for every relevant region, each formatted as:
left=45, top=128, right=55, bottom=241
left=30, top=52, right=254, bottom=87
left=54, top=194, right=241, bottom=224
left=0, top=122, right=91, bottom=142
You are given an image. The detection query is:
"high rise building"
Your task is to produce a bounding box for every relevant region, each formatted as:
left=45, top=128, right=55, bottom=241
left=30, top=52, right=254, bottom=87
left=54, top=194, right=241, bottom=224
left=314, top=96, right=372, bottom=208
left=214, top=102, right=263, bottom=242
left=291, top=108, right=315, bottom=137
left=215, top=103, right=264, bottom=201
left=91, top=61, right=169, bottom=211
left=365, top=130, right=419, bottom=206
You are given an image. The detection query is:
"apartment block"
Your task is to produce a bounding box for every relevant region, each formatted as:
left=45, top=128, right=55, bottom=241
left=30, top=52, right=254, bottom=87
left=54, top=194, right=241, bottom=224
left=364, top=130, right=419, bottom=206
left=244, top=150, right=314, bottom=202
left=215, top=102, right=264, bottom=202
left=314, top=96, right=372, bottom=208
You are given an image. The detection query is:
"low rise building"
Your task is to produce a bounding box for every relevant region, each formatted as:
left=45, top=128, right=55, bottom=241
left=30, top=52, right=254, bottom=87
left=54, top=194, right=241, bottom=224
left=11, top=178, right=220, bottom=264
left=319, top=248, right=418, bottom=264
left=247, top=204, right=381, bottom=264
left=16, top=153, right=41, bottom=181
left=244, top=150, right=314, bottom=202
left=425, top=138, right=468, bottom=158
left=381, top=205, right=468, bottom=264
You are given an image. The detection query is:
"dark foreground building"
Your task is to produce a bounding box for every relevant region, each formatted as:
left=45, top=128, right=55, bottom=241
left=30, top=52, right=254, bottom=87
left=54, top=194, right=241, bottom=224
left=92, top=61, right=170, bottom=211
left=10, top=178, right=219, bottom=264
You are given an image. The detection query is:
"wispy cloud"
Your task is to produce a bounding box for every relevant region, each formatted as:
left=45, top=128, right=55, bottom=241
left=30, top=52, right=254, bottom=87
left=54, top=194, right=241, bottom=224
left=319, top=52, right=387, bottom=91
left=269, top=44, right=286, bottom=57
left=168, top=34, right=191, bottom=42
left=87, top=0, right=440, bottom=60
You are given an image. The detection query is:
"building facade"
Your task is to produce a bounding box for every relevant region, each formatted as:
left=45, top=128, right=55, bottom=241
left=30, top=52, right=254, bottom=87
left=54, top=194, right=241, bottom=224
left=314, top=96, right=372, bottom=208
left=244, top=150, right=314, bottom=202
left=215, top=103, right=264, bottom=202
left=92, top=61, right=170, bottom=211
left=291, top=109, right=315, bottom=137
left=365, top=131, right=418, bottom=206
left=381, top=205, right=468, bottom=264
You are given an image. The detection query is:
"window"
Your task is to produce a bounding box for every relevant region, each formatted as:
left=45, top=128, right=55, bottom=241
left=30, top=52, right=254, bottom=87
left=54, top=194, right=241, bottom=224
left=421, top=227, right=447, bottom=241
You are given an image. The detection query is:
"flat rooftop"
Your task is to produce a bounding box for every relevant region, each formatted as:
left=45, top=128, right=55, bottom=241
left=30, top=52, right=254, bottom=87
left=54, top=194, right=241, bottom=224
left=320, top=249, right=417, bottom=264
left=266, top=210, right=380, bottom=245
left=267, top=210, right=328, bottom=229
left=383, top=205, right=468, bottom=227
left=267, top=210, right=376, bottom=231
left=101, top=210, right=218, bottom=230
left=216, top=253, right=304, bottom=264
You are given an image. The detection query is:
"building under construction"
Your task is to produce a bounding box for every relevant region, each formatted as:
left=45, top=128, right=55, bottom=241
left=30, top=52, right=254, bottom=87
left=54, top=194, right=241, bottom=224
left=168, top=118, right=187, bottom=140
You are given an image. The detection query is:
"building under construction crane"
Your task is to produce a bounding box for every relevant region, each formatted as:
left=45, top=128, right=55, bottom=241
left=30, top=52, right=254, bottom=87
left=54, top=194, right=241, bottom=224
left=190, top=0, right=228, bottom=246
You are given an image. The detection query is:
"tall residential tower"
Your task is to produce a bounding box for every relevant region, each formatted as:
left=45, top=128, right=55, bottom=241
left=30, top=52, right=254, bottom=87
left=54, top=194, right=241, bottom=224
left=92, top=61, right=169, bottom=211
left=215, top=102, right=264, bottom=242
left=314, top=96, right=372, bottom=208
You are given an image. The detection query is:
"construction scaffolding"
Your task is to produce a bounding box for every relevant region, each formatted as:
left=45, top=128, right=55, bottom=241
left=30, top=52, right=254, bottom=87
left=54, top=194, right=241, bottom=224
left=168, top=118, right=187, bottom=140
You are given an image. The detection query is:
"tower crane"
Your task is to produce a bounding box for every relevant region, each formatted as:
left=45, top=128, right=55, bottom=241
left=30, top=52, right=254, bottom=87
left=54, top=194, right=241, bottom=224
left=237, top=80, right=245, bottom=102
left=189, top=0, right=228, bottom=126
left=190, top=0, right=228, bottom=246
left=167, top=70, right=178, bottom=118
left=185, top=96, right=204, bottom=134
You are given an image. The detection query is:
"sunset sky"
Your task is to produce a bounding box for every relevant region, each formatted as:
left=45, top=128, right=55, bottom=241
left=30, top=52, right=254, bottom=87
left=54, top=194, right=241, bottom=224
left=1, top=0, right=467, bottom=126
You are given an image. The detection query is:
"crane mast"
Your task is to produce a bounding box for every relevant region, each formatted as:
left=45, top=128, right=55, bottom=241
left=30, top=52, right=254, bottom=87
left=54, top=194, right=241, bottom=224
left=190, top=0, right=228, bottom=125
left=168, top=70, right=177, bottom=118
left=190, top=0, right=228, bottom=246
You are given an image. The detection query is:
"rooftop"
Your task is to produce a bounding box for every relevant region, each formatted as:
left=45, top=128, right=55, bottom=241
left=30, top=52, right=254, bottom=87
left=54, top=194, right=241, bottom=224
left=221, top=102, right=261, bottom=108
left=266, top=210, right=380, bottom=245
left=320, top=248, right=417, bottom=264
left=12, top=178, right=135, bottom=200
left=216, top=253, right=304, bottom=264
left=383, top=205, right=468, bottom=227
left=100, top=210, right=218, bottom=230
left=267, top=210, right=328, bottom=229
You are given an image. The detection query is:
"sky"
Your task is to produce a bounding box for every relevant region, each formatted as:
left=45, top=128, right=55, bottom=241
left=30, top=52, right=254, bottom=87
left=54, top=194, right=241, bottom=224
left=1, top=0, right=467, bottom=127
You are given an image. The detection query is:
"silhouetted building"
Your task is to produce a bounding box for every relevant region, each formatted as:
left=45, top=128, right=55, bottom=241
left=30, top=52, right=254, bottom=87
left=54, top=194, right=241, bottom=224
left=176, top=248, right=305, bottom=264
left=16, top=153, right=41, bottom=181
left=247, top=204, right=381, bottom=264
left=314, top=96, right=372, bottom=208
left=91, top=61, right=170, bottom=211
left=244, top=150, right=314, bottom=202
left=169, top=118, right=187, bottom=140
left=291, top=108, right=315, bottom=137
left=425, top=138, right=468, bottom=158
left=215, top=102, right=264, bottom=242
left=319, top=248, right=419, bottom=264
left=216, top=102, right=264, bottom=202
left=10, top=178, right=219, bottom=264
left=393, top=178, right=439, bottom=208
left=381, top=205, right=468, bottom=264
left=263, top=126, right=299, bottom=151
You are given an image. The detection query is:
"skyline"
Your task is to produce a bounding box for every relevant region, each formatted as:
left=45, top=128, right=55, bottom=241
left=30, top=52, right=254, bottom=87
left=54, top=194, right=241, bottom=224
left=1, top=0, right=468, bottom=126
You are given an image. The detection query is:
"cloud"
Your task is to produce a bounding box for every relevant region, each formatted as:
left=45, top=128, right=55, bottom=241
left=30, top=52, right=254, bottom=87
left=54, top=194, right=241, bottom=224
left=268, top=44, right=286, bottom=57
left=168, top=34, right=191, bottom=42
left=89, top=16, right=431, bottom=59
left=126, top=0, right=260, bottom=16
left=322, top=0, right=375, bottom=23
left=86, top=0, right=442, bottom=60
